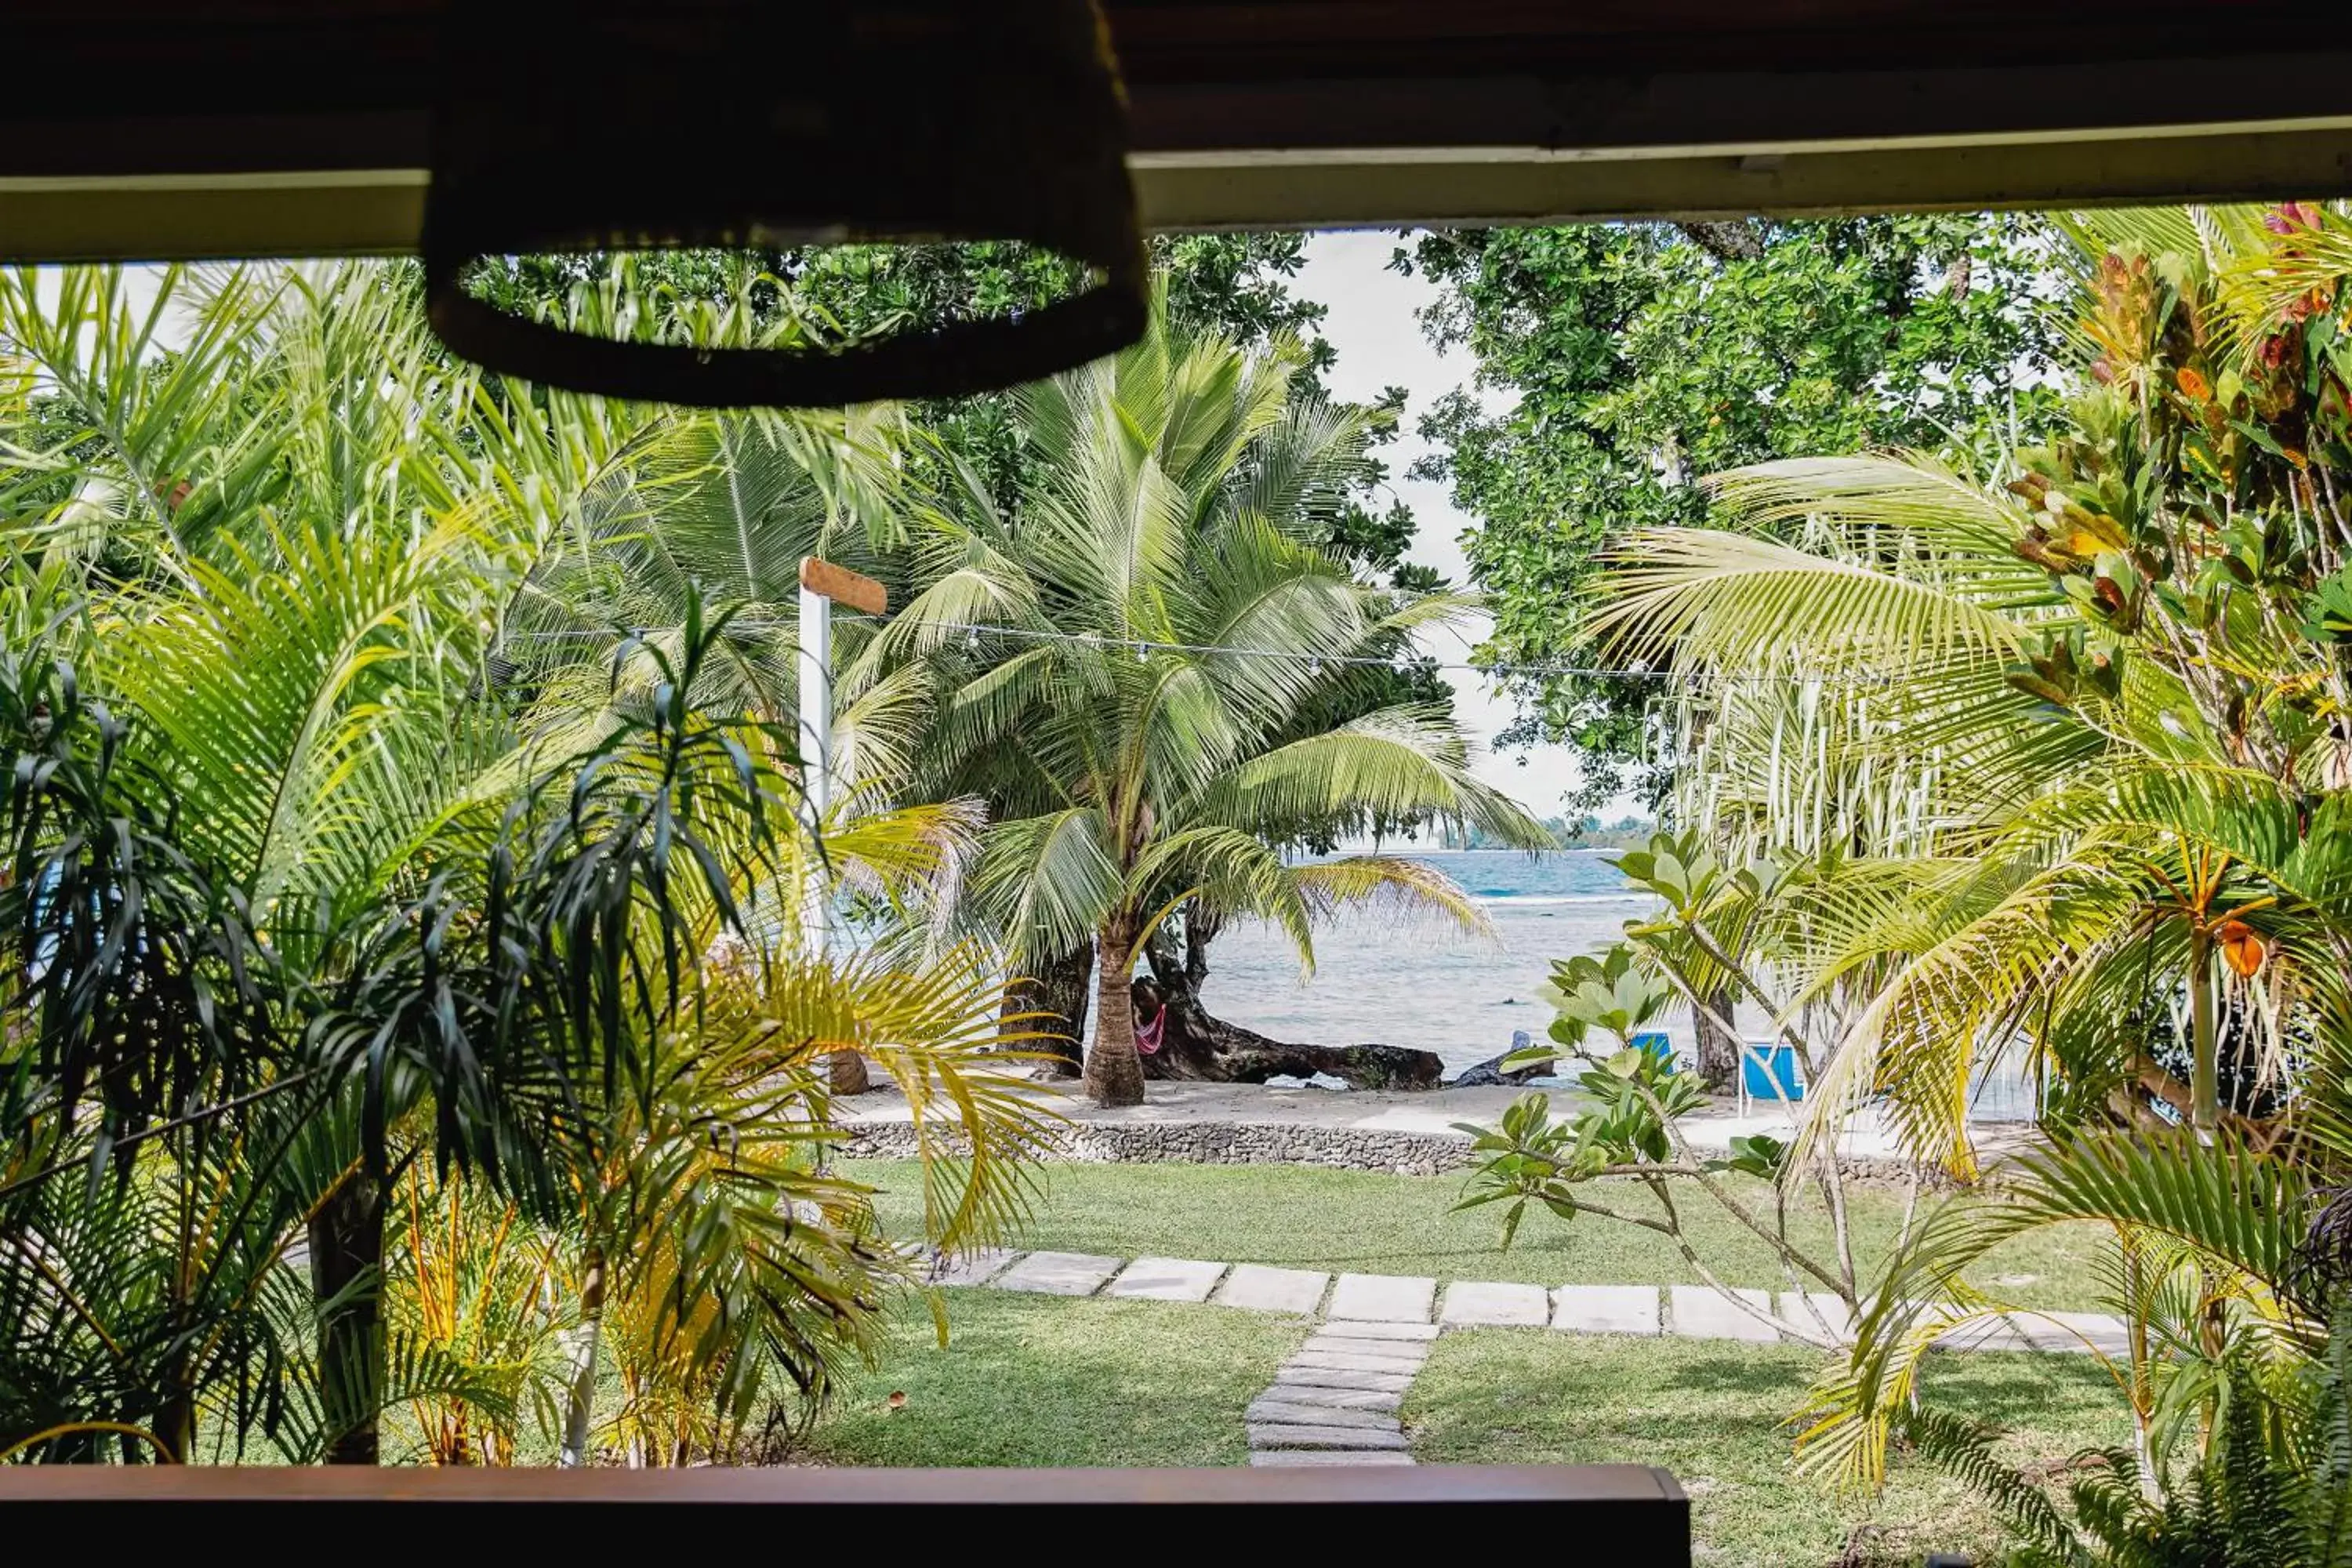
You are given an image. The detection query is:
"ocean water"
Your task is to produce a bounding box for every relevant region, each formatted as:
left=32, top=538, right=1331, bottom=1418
left=1204, top=850, right=1659, bottom=1077
left=1200, top=848, right=2038, bottom=1117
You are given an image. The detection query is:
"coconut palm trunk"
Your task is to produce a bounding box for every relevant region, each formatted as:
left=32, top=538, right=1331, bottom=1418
left=1692, top=975, right=1742, bottom=1091
left=1083, top=916, right=1148, bottom=1107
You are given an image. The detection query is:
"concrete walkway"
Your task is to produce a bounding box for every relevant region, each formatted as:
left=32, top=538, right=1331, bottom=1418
left=935, top=1249, right=2129, bottom=1465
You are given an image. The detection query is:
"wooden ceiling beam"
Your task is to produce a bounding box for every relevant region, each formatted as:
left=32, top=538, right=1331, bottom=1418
left=2, top=7, right=2348, bottom=257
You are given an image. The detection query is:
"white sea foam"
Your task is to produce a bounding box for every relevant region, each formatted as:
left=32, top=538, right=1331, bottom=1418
left=1471, top=892, right=1656, bottom=909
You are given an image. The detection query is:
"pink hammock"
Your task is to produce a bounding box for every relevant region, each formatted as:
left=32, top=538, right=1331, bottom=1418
left=1135, top=1007, right=1167, bottom=1056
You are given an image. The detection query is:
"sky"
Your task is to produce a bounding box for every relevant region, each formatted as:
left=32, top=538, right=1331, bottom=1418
left=1296, top=231, right=1592, bottom=823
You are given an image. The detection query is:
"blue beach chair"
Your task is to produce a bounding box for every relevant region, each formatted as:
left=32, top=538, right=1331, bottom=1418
left=1739, top=1039, right=1805, bottom=1110
left=1629, top=1031, right=1678, bottom=1075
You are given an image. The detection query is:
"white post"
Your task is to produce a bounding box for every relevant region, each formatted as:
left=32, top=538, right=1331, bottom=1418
left=797, top=577, right=833, bottom=963
left=797, top=561, right=876, bottom=1095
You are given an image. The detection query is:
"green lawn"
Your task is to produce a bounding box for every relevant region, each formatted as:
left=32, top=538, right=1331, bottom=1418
left=800, top=1287, right=2125, bottom=1567
left=844, top=1157, right=2111, bottom=1309
left=802, top=1291, right=1307, bottom=1468
left=1406, top=1330, right=2129, bottom=1568
left=813, top=1156, right=2127, bottom=1564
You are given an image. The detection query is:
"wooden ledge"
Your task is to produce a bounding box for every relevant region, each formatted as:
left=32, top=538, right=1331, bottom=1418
left=0, top=1463, right=1690, bottom=1560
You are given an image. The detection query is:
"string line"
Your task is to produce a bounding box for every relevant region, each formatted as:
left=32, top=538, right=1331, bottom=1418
left=497, top=613, right=1683, bottom=682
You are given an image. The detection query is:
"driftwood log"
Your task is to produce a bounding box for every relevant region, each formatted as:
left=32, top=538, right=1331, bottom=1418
left=1137, top=915, right=1443, bottom=1091
left=1450, top=1031, right=1553, bottom=1087
left=1000, top=915, right=1449, bottom=1091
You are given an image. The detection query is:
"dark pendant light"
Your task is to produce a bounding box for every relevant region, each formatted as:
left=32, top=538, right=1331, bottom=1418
left=422, top=1, right=1147, bottom=408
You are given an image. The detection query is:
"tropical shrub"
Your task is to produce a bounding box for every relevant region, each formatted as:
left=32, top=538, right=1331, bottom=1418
left=1457, top=833, right=1865, bottom=1348
left=1901, top=1312, right=2352, bottom=1566
left=1561, top=202, right=2352, bottom=1534
left=0, top=265, right=1046, bottom=1465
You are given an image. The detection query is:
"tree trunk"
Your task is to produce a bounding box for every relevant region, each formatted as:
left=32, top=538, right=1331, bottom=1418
left=1149, top=1004, right=1444, bottom=1088
left=309, top=1175, right=385, bottom=1465
left=1678, top=220, right=1766, bottom=262
left=2188, top=928, right=2220, bottom=1134
left=559, top=1243, right=606, bottom=1468
left=1005, top=938, right=1093, bottom=1078
left=1140, top=909, right=1444, bottom=1091
left=154, top=1376, right=194, bottom=1465
left=1692, top=973, right=1741, bottom=1091
left=156, top=1287, right=195, bottom=1463
left=1082, top=919, right=1145, bottom=1107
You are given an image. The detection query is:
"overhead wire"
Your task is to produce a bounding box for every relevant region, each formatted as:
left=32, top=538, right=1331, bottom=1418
left=493, top=612, right=1894, bottom=689
left=495, top=611, right=1687, bottom=682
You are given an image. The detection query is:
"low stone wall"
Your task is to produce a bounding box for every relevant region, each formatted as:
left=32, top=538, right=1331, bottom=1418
left=844, top=1117, right=1474, bottom=1177
left=844, top=1115, right=1986, bottom=1188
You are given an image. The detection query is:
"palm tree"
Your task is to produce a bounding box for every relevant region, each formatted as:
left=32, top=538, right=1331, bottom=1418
left=1796, top=1128, right=2332, bottom=1497
left=0, top=263, right=1050, bottom=1464
left=872, top=306, right=1548, bottom=1106
left=455, top=611, right=1049, bottom=1465
left=1584, top=212, right=2352, bottom=1171
left=1, top=263, right=528, bottom=1460
left=1575, top=202, right=2352, bottom=1508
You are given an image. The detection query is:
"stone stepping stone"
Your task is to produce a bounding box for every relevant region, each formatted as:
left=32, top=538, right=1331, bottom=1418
left=1551, top=1285, right=1661, bottom=1336
left=1439, top=1280, right=1551, bottom=1327
left=1250, top=1450, right=1415, bottom=1467
left=1247, top=1399, right=1403, bottom=1432
left=989, top=1250, right=1121, bottom=1298
left=1249, top=1424, right=1411, bottom=1451
left=1316, top=1319, right=1440, bottom=1343
left=1777, top=1291, right=1853, bottom=1343
left=932, top=1248, right=1021, bottom=1287
left=1212, top=1264, right=1330, bottom=1315
left=1106, top=1256, right=1227, bottom=1303
left=2017, top=1311, right=2129, bottom=1356
left=1259, top=1382, right=1403, bottom=1413
left=1301, top=1330, right=1426, bottom=1358
left=1922, top=1308, right=2126, bottom=1356
left=1328, top=1272, right=1436, bottom=1323
left=1668, top=1285, right=1781, bottom=1342
left=1287, top=1347, right=1426, bottom=1376
left=1273, top=1365, right=1417, bottom=1395
left=1296, top=1347, right=1424, bottom=1377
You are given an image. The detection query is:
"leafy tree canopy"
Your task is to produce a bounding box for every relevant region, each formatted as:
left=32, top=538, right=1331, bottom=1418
left=1400, top=216, right=2063, bottom=809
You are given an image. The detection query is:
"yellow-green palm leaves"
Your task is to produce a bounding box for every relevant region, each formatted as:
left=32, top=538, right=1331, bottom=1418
left=1585, top=205, right=2352, bottom=1512
left=1588, top=207, right=2352, bottom=1173
left=1, top=263, right=1055, bottom=1464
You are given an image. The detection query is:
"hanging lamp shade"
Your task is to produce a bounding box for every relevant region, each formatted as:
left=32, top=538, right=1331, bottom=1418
left=421, top=1, right=1146, bottom=408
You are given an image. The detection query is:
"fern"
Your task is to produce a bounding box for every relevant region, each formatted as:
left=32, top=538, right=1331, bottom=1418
left=1916, top=1321, right=2352, bottom=1568
left=1898, top=1406, right=2082, bottom=1560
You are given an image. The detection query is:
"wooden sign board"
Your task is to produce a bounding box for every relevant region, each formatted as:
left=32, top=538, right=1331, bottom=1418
left=800, top=557, right=887, bottom=616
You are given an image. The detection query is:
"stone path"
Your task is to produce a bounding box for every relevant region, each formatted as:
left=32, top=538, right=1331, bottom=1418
left=942, top=1249, right=2124, bottom=1352
left=1253, top=1315, right=1436, bottom=1465
left=935, top=1250, right=2130, bottom=1465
